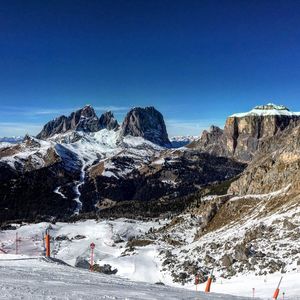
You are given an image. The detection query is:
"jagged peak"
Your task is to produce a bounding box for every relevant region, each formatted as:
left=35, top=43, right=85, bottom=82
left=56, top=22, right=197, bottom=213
left=208, top=125, right=223, bottom=133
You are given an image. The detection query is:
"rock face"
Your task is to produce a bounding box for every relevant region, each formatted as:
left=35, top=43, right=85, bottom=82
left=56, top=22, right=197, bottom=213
left=98, top=111, right=119, bottom=130
left=37, top=105, right=100, bottom=139
left=229, top=121, right=300, bottom=195
left=188, top=125, right=226, bottom=156
left=121, top=107, right=171, bottom=147
left=191, top=104, right=300, bottom=162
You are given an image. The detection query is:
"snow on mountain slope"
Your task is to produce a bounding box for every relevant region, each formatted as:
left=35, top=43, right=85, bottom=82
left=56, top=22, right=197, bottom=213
left=230, top=103, right=300, bottom=117
left=0, top=128, right=162, bottom=174
left=0, top=255, right=256, bottom=300
left=0, top=136, right=23, bottom=145
left=0, top=136, right=55, bottom=170
left=149, top=189, right=300, bottom=299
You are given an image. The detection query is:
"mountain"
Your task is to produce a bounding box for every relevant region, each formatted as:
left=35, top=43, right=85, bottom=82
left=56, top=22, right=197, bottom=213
left=98, top=111, right=119, bottom=130
left=0, top=105, right=245, bottom=222
left=36, top=105, right=99, bottom=139
left=0, top=136, right=23, bottom=144
left=121, top=107, right=171, bottom=147
left=190, top=103, right=300, bottom=162
left=169, top=136, right=197, bottom=148
left=229, top=120, right=300, bottom=195
left=1, top=103, right=300, bottom=295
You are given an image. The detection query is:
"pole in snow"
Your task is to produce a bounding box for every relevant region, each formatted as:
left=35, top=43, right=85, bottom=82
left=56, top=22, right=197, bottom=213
left=252, top=288, right=255, bottom=299
left=15, top=232, right=18, bottom=255
left=45, top=230, right=51, bottom=257
left=90, top=242, right=95, bottom=271
left=272, top=276, right=283, bottom=300
left=194, top=274, right=199, bottom=291
left=205, top=269, right=213, bottom=293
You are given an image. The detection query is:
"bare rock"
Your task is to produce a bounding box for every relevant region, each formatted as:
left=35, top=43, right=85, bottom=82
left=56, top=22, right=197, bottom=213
left=121, top=106, right=171, bottom=146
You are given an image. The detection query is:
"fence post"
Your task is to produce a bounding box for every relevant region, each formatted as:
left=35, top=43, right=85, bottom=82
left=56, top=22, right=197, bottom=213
left=195, top=274, right=199, bottom=291
left=90, top=242, right=95, bottom=271
left=205, top=268, right=213, bottom=293
left=273, top=277, right=283, bottom=300
left=45, top=232, right=51, bottom=257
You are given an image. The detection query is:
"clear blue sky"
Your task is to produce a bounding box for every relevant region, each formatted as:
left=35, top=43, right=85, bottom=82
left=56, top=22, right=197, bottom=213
left=1, top=0, right=300, bottom=137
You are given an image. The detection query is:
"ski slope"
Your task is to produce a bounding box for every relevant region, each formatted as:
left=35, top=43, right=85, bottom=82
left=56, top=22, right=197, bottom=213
left=0, top=255, right=257, bottom=300
left=0, top=219, right=299, bottom=299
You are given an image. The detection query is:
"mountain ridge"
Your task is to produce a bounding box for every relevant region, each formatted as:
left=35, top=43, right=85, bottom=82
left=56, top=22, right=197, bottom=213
left=189, top=103, right=300, bottom=162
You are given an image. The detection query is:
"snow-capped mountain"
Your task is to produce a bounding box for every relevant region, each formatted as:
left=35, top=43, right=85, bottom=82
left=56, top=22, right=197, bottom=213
left=169, top=135, right=198, bottom=148
left=1, top=103, right=300, bottom=298
left=0, top=136, right=23, bottom=143
left=230, top=103, right=300, bottom=117
left=0, top=136, right=24, bottom=148
left=0, top=105, right=245, bottom=222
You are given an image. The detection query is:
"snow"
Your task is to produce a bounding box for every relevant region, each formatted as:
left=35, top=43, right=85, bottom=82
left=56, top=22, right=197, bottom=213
left=73, top=157, right=86, bottom=214
left=122, top=135, right=163, bottom=150
left=49, top=129, right=165, bottom=210
left=0, top=218, right=299, bottom=299
left=102, top=170, right=119, bottom=178
left=196, top=273, right=300, bottom=299
left=53, top=186, right=67, bottom=199
left=229, top=184, right=291, bottom=202
left=151, top=157, right=165, bottom=165
left=0, top=142, right=16, bottom=148
left=0, top=128, right=165, bottom=182
left=230, top=103, right=300, bottom=118
left=0, top=137, right=54, bottom=170
left=0, top=256, right=254, bottom=300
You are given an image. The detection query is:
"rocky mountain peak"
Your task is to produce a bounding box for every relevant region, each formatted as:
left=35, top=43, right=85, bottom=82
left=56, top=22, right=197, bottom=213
left=36, top=105, right=114, bottom=139
left=78, top=105, right=97, bottom=118
left=99, top=111, right=119, bottom=130
left=70, top=105, right=99, bottom=132
left=120, top=106, right=171, bottom=147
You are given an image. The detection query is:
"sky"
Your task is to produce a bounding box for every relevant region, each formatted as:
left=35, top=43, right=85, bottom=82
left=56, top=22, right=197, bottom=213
left=2, top=0, right=300, bottom=137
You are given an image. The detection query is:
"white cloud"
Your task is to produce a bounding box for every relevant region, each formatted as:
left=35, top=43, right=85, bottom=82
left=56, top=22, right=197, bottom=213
left=0, top=122, right=42, bottom=137
left=0, top=105, right=130, bottom=117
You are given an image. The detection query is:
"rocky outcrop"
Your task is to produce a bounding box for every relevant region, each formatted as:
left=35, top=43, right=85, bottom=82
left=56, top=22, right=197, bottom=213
left=188, top=125, right=227, bottom=156
left=191, top=104, right=300, bottom=162
left=98, top=111, right=119, bottom=130
left=37, top=105, right=100, bottom=139
left=121, top=107, right=171, bottom=147
left=229, top=122, right=300, bottom=195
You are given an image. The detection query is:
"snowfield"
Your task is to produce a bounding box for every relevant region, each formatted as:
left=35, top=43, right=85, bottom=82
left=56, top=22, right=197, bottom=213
left=0, top=255, right=257, bottom=300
